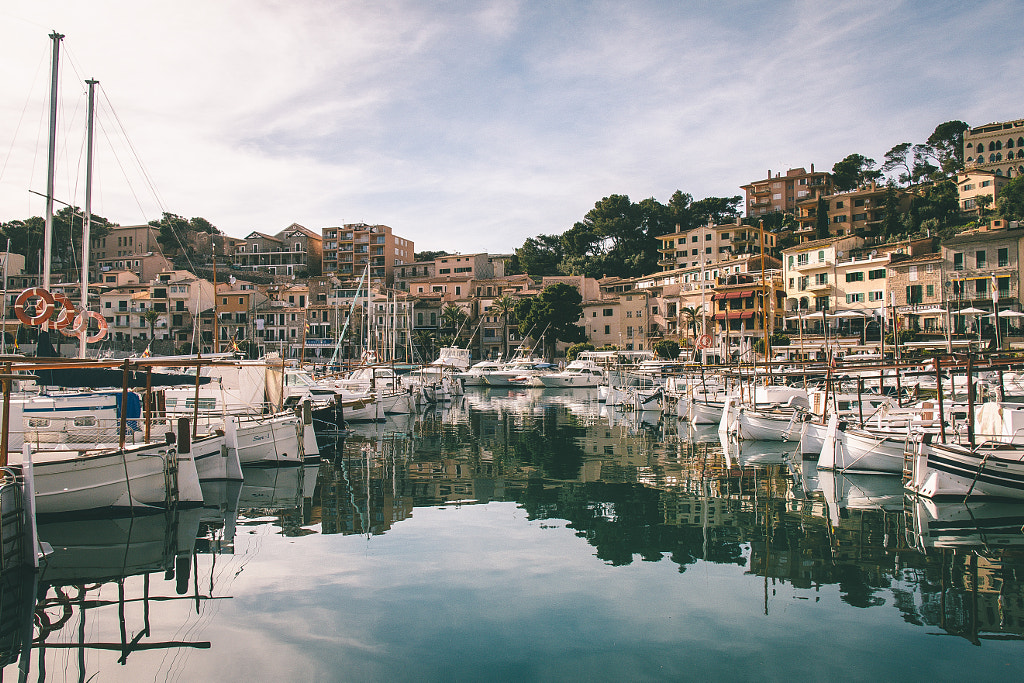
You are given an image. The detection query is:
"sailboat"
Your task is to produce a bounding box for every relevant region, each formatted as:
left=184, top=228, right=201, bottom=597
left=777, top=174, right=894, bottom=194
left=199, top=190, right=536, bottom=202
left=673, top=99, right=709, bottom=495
left=2, top=34, right=205, bottom=516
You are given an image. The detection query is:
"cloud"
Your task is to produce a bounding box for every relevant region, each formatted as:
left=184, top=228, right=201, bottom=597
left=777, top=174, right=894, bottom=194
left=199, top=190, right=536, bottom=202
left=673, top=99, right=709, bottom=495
left=1, top=1, right=1023, bottom=254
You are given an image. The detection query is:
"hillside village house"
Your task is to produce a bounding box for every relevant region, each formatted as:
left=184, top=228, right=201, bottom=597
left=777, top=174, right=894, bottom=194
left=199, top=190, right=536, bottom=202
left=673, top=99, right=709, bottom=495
left=957, top=169, right=1011, bottom=215
left=741, top=166, right=832, bottom=219
left=234, top=224, right=323, bottom=276
left=321, top=223, right=414, bottom=284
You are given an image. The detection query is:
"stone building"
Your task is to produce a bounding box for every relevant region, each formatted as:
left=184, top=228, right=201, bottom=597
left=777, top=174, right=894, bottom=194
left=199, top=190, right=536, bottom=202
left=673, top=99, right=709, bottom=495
left=963, top=117, right=1024, bottom=178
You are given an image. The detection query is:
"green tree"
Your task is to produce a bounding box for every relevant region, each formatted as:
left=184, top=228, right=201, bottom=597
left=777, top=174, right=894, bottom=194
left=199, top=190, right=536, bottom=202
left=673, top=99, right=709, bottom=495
left=440, top=303, right=468, bottom=337
left=997, top=174, right=1024, bottom=221
left=815, top=195, right=830, bottom=239
left=882, top=143, right=914, bottom=185
left=831, top=154, right=880, bottom=191
left=491, top=293, right=517, bottom=358
left=921, top=120, right=970, bottom=175
left=565, top=341, right=594, bottom=361
left=975, top=193, right=993, bottom=219
left=918, top=179, right=961, bottom=228
left=653, top=339, right=680, bottom=360
left=142, top=309, right=160, bottom=341
left=680, top=305, right=703, bottom=345
left=0, top=206, right=113, bottom=273
left=514, top=283, right=585, bottom=361
left=414, top=250, right=449, bottom=261
left=413, top=329, right=436, bottom=362
left=511, top=234, right=562, bottom=276
left=881, top=184, right=904, bottom=238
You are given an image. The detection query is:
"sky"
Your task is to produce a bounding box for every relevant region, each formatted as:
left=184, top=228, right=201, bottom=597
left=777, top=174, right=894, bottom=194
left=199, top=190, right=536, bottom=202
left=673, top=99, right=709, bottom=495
left=1, top=1, right=1022, bottom=256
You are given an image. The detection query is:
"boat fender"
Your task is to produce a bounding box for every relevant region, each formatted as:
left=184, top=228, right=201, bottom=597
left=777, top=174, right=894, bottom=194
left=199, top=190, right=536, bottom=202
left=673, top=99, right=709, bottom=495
left=837, top=420, right=848, bottom=432
left=921, top=433, right=933, bottom=445
left=14, top=287, right=54, bottom=325
left=165, top=431, right=176, bottom=445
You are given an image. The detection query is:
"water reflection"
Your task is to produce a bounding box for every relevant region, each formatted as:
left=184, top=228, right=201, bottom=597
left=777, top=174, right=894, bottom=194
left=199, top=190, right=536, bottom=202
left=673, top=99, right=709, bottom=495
left=312, top=388, right=1024, bottom=645
left=5, top=387, right=1024, bottom=680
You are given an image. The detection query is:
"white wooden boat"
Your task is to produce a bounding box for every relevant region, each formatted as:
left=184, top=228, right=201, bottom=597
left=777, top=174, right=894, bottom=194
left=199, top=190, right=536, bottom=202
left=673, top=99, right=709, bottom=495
left=818, top=414, right=908, bottom=474
left=907, top=435, right=1024, bottom=500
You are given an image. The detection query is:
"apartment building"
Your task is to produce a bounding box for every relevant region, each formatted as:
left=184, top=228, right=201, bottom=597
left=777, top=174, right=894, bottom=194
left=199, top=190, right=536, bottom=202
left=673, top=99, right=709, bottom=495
left=655, top=218, right=777, bottom=272
left=710, top=267, right=785, bottom=356
left=233, top=224, right=323, bottom=276
left=321, top=223, right=414, bottom=284
left=964, top=117, right=1024, bottom=178
left=942, top=222, right=1023, bottom=322
left=394, top=260, right=436, bottom=291
left=887, top=253, right=945, bottom=333
left=794, top=184, right=913, bottom=242
left=741, top=166, right=831, bottom=218
left=957, top=169, right=1011, bottom=214
left=90, top=224, right=161, bottom=263
left=213, top=282, right=269, bottom=348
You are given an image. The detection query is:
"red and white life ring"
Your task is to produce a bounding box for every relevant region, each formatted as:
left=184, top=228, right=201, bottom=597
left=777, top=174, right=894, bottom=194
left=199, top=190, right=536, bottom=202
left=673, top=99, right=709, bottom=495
left=71, top=311, right=108, bottom=344
left=14, top=288, right=55, bottom=325
left=47, top=293, right=79, bottom=334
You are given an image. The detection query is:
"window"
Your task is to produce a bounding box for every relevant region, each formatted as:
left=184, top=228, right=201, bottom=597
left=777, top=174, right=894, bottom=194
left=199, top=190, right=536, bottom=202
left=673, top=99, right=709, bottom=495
left=691, top=249, right=698, bottom=256
left=953, top=253, right=964, bottom=271
left=787, top=255, right=794, bottom=268
left=797, top=254, right=809, bottom=265
left=604, top=325, right=610, bottom=335
left=909, top=266, right=918, bottom=281
left=603, top=309, right=613, bottom=316
left=868, top=269, right=886, bottom=280
left=845, top=272, right=864, bottom=282
left=845, top=293, right=864, bottom=303
left=869, top=291, right=884, bottom=302
left=926, top=285, right=935, bottom=298
left=976, top=278, right=988, bottom=296
left=976, top=251, right=987, bottom=268
left=818, top=251, right=825, bottom=262
left=691, top=236, right=698, bottom=243
left=814, top=273, right=828, bottom=285
left=705, top=247, right=712, bottom=254
left=999, top=248, right=1009, bottom=267
left=832, top=215, right=848, bottom=223
left=907, top=285, right=924, bottom=304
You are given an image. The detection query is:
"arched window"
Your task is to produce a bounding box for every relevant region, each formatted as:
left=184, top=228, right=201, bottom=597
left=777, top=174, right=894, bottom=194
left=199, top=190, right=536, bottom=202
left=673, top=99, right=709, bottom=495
left=966, top=156, right=974, bottom=163
left=995, top=140, right=1003, bottom=150
left=996, top=169, right=1004, bottom=176
left=977, top=143, right=986, bottom=153
left=966, top=141, right=974, bottom=149
left=1009, top=138, right=1016, bottom=149
left=996, top=153, right=1003, bottom=162
left=991, top=153, right=998, bottom=163
left=1018, top=150, right=1024, bottom=159
left=1018, top=137, right=1024, bottom=147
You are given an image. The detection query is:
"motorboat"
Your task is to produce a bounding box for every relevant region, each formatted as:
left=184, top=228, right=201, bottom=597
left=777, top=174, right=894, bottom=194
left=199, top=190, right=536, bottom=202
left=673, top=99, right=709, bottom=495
left=538, top=360, right=605, bottom=388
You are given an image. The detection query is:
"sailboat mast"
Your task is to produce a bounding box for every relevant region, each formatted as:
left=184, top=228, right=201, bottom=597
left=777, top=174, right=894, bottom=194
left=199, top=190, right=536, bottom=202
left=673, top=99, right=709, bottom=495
left=43, top=31, right=64, bottom=289
left=79, top=78, right=97, bottom=358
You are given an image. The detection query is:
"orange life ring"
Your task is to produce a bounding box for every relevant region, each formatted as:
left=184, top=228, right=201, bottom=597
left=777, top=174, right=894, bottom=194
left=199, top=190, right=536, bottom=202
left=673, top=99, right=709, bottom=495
left=14, top=288, right=54, bottom=325
left=48, top=293, right=78, bottom=333
left=71, top=311, right=108, bottom=343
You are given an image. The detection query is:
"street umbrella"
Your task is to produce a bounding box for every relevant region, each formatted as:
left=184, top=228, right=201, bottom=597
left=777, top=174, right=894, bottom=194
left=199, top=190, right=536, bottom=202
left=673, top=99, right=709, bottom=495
left=957, top=307, right=987, bottom=314
left=914, top=307, right=947, bottom=315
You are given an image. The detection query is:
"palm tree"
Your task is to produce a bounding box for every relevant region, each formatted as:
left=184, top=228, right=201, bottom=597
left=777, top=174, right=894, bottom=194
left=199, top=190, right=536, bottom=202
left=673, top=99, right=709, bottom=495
left=491, top=294, right=516, bottom=359
left=440, top=303, right=468, bottom=341
left=142, top=309, right=160, bottom=344
left=680, top=305, right=703, bottom=346
left=412, top=329, right=436, bottom=363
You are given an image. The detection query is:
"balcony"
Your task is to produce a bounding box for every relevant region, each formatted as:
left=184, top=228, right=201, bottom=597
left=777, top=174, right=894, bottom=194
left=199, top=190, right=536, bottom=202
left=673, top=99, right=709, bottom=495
left=805, top=281, right=832, bottom=293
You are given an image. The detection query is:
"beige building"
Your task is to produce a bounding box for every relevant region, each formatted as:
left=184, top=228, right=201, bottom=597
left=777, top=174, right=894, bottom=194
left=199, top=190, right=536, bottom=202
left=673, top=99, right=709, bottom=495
left=794, top=184, right=913, bottom=242
left=964, top=117, right=1024, bottom=178
left=656, top=218, right=776, bottom=272
left=741, top=166, right=831, bottom=218
left=957, top=169, right=1011, bottom=214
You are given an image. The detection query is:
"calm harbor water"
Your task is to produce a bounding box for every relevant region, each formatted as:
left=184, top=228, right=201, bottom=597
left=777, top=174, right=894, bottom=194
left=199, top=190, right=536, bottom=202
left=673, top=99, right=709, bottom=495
left=4, top=387, right=1024, bottom=681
